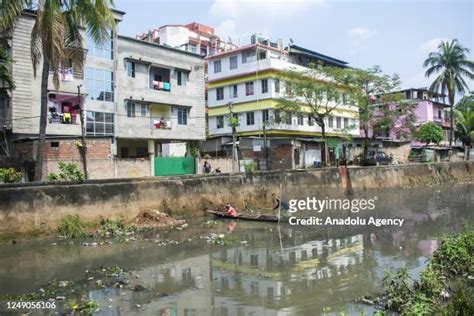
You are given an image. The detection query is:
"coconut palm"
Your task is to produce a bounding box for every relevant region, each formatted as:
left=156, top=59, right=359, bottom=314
left=0, top=45, right=15, bottom=90
left=454, top=108, right=474, bottom=160
left=423, top=39, right=474, bottom=148
left=0, top=0, right=116, bottom=181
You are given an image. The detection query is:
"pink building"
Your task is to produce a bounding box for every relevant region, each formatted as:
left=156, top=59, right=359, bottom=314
left=360, top=88, right=451, bottom=147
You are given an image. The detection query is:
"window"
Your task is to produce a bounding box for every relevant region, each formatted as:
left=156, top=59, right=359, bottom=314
left=308, top=115, right=314, bottom=126
left=177, top=71, right=188, bottom=86
left=51, top=142, right=59, bottom=148
left=261, top=79, right=268, bottom=93
left=245, top=82, right=254, bottom=96
left=230, top=56, right=238, bottom=70
left=214, top=60, right=221, bottom=73
left=216, top=115, right=224, bottom=129
left=86, top=29, right=114, bottom=59
left=136, top=147, right=148, bottom=158
left=336, top=117, right=341, bottom=128
left=120, top=147, right=129, bottom=158
left=139, top=104, right=147, bottom=117
left=285, top=111, right=292, bottom=125
left=274, top=110, right=281, bottom=123
left=344, top=118, right=349, bottom=128
left=188, top=44, right=197, bottom=53
left=126, top=60, right=135, bottom=78
left=437, top=109, right=442, bottom=119
left=262, top=109, right=269, bottom=123
left=258, top=50, right=267, bottom=60
left=297, top=114, right=304, bottom=125
left=274, top=79, right=280, bottom=93
left=246, top=112, right=255, bottom=125
left=242, top=49, right=256, bottom=63
left=230, top=85, right=238, bottom=98
left=85, top=68, right=114, bottom=102
left=86, top=111, right=114, bottom=136
left=216, top=87, right=224, bottom=100
left=177, top=107, right=187, bottom=125
left=126, top=101, right=136, bottom=117
left=328, top=116, right=334, bottom=128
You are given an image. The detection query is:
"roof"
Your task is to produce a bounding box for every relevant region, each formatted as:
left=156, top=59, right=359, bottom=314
left=206, top=43, right=286, bottom=60
left=288, top=44, right=348, bottom=67
left=13, top=135, right=113, bottom=143
left=118, top=35, right=204, bottom=58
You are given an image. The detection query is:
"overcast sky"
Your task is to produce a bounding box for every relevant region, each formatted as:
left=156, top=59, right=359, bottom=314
left=115, top=0, right=473, bottom=92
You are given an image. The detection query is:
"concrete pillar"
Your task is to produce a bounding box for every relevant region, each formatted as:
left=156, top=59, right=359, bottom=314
left=148, top=139, right=155, bottom=177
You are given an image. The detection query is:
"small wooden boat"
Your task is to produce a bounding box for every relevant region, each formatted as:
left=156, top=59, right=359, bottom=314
left=206, top=210, right=283, bottom=222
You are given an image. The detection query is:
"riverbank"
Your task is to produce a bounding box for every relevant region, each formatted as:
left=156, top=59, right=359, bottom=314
left=0, top=161, right=472, bottom=241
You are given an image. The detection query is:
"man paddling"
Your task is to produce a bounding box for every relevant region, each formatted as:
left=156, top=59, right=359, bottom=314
left=225, top=204, right=238, bottom=217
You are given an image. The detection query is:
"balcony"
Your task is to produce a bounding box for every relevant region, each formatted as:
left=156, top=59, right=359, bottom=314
left=47, top=93, right=83, bottom=126
left=151, top=117, right=172, bottom=130
left=149, top=66, right=171, bottom=92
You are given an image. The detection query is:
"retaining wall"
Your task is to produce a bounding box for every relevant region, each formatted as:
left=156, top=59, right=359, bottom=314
left=0, top=161, right=472, bottom=238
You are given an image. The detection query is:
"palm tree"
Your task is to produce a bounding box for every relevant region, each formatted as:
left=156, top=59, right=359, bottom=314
left=454, top=108, right=474, bottom=160
left=0, top=0, right=116, bottom=181
left=0, top=44, right=15, bottom=90
left=423, top=39, right=474, bottom=148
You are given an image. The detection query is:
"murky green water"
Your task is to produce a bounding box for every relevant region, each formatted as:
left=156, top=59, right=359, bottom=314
left=0, top=184, right=472, bottom=315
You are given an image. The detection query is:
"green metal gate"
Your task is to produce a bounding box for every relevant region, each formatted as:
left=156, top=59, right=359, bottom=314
left=154, top=156, right=196, bottom=176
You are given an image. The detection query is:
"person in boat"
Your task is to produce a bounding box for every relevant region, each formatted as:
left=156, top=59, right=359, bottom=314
left=225, top=204, right=238, bottom=217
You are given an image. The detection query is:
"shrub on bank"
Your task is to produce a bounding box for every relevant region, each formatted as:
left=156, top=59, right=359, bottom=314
left=380, top=226, right=474, bottom=314
left=47, top=161, right=84, bottom=182
left=0, top=168, right=22, bottom=183
left=57, top=214, right=87, bottom=238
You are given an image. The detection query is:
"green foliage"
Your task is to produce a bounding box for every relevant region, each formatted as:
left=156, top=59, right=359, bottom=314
left=415, top=122, right=444, bottom=145
left=454, top=95, right=474, bottom=147
left=97, top=218, right=136, bottom=237
left=382, top=266, right=413, bottom=311
left=381, top=228, right=474, bottom=314
left=228, top=115, right=240, bottom=128
left=57, top=214, right=86, bottom=238
left=73, top=300, right=99, bottom=314
left=47, top=161, right=85, bottom=182
left=244, top=162, right=257, bottom=173
left=0, top=167, right=22, bottom=183
left=187, top=140, right=201, bottom=157
left=0, top=44, right=15, bottom=90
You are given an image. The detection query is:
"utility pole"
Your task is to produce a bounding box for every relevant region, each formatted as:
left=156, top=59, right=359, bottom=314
left=76, top=85, right=88, bottom=179
left=228, top=101, right=237, bottom=172
left=263, top=123, right=268, bottom=170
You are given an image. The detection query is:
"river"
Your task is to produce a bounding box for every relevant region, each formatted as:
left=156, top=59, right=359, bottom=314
left=0, top=183, right=472, bottom=315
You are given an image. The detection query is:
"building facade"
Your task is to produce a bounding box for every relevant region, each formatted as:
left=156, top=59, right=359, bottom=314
left=204, top=36, right=360, bottom=169
left=136, top=22, right=235, bottom=57
left=2, top=9, right=206, bottom=180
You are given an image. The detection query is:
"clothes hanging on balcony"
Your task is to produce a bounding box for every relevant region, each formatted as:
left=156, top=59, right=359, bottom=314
left=163, top=82, right=171, bottom=91
left=63, top=112, right=72, bottom=123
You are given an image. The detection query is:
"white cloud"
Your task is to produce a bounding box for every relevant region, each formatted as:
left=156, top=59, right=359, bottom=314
left=419, top=37, right=449, bottom=54
left=209, top=0, right=327, bottom=39
left=403, top=70, right=430, bottom=90
left=347, top=27, right=377, bottom=47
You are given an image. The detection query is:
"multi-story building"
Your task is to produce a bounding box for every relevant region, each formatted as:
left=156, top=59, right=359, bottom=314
left=361, top=88, right=451, bottom=145
left=136, top=22, right=235, bottom=56
left=204, top=35, right=360, bottom=169
left=1, top=9, right=206, bottom=179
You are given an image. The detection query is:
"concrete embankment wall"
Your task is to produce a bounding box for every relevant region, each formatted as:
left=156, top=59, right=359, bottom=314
left=0, top=162, right=472, bottom=238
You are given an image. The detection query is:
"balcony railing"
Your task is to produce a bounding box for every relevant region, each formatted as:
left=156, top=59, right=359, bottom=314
left=48, top=112, right=79, bottom=125
left=151, top=117, right=172, bottom=129
left=150, top=81, right=171, bottom=92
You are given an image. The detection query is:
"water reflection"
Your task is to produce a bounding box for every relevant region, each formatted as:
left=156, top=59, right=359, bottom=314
left=0, top=184, right=471, bottom=315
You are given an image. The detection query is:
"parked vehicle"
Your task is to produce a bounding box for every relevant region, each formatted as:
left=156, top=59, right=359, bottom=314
left=361, top=151, right=392, bottom=166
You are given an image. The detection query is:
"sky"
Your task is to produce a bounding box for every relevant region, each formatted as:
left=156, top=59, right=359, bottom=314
left=115, top=0, right=474, bottom=92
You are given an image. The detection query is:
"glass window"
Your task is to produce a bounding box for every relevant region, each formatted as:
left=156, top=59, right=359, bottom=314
left=245, top=82, right=254, bottom=96
left=216, top=87, right=224, bottom=101
left=274, top=110, right=281, bottom=123
left=214, top=60, right=221, bottom=73
left=285, top=111, right=292, bottom=125
left=262, top=109, right=269, bottom=123
left=308, top=115, right=314, bottom=126
left=177, top=71, right=188, bottom=86
left=344, top=117, right=349, bottom=128
left=85, top=67, right=114, bottom=102
left=126, top=101, right=135, bottom=117
left=140, top=104, right=147, bottom=117
left=261, top=79, right=268, bottom=93
left=274, top=79, right=280, bottom=93
left=216, top=115, right=224, bottom=129
left=246, top=112, right=255, bottom=125
left=230, top=85, right=238, bottom=98
left=328, top=116, right=334, bottom=128
left=336, top=117, right=341, bottom=128
left=126, top=61, right=135, bottom=78
left=242, top=49, right=256, bottom=63
left=85, top=111, right=114, bottom=136
left=178, top=108, right=187, bottom=125
left=297, top=114, right=304, bottom=125
left=229, top=56, right=238, bottom=70
left=86, top=29, right=113, bottom=60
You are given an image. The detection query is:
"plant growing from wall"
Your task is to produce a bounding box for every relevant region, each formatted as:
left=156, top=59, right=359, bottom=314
left=187, top=140, right=200, bottom=157
left=47, top=161, right=84, bottom=182
left=0, top=167, right=22, bottom=183
left=0, top=0, right=116, bottom=181
left=415, top=122, right=444, bottom=146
